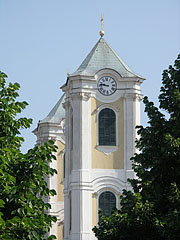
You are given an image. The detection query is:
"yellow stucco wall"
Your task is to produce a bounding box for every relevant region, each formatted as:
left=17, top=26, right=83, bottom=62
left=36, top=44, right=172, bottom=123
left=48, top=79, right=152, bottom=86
left=58, top=223, right=63, bottom=240
left=57, top=140, right=65, bottom=202
left=118, top=194, right=121, bottom=209
left=91, top=97, right=124, bottom=169
left=92, top=194, right=97, bottom=227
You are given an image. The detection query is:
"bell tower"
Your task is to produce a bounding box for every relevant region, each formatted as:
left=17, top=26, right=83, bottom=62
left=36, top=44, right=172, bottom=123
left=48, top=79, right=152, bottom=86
left=61, top=24, right=145, bottom=240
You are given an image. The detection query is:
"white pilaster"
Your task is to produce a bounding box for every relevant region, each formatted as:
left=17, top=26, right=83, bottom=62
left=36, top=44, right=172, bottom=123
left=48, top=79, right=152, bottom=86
left=63, top=99, right=71, bottom=240
left=124, top=92, right=142, bottom=182
left=63, top=190, right=69, bottom=240
left=69, top=92, right=92, bottom=240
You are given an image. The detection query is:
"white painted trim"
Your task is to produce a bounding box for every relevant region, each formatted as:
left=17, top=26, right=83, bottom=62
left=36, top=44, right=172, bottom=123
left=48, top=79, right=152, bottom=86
left=96, top=145, right=118, bottom=155
left=96, top=104, right=120, bottom=113
left=63, top=152, right=65, bottom=180
left=91, top=175, right=125, bottom=193
left=95, top=68, right=122, bottom=82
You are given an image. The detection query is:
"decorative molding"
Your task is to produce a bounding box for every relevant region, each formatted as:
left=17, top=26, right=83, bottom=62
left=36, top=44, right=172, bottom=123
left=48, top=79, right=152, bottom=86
left=70, top=92, right=91, bottom=102
left=91, top=175, right=126, bottom=194
left=136, top=93, right=143, bottom=101
left=96, top=145, right=118, bottom=155
left=92, top=193, right=98, bottom=198
left=124, top=93, right=143, bottom=101
left=58, top=221, right=64, bottom=226
left=62, top=100, right=71, bottom=110
left=95, top=103, right=120, bottom=113
left=95, top=68, right=122, bottom=81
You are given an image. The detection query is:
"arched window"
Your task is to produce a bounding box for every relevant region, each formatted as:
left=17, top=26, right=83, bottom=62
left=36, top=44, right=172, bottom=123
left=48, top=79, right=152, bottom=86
left=99, top=191, right=116, bottom=216
left=98, top=108, right=116, bottom=146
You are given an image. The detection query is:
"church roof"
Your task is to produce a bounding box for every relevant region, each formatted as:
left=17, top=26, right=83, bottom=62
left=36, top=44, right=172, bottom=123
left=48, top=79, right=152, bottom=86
left=40, top=94, right=65, bottom=124
left=70, top=38, right=144, bottom=79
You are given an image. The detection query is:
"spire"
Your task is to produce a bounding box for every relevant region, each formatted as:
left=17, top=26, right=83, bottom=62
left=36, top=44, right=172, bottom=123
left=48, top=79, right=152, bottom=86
left=70, top=38, right=145, bottom=79
left=99, top=15, right=104, bottom=37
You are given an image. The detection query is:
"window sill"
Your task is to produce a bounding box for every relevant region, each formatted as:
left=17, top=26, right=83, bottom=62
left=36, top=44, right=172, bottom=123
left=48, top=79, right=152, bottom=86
left=96, top=145, right=118, bottom=155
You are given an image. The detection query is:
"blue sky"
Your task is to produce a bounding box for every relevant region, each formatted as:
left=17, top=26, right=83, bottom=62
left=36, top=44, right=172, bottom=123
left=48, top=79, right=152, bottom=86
left=0, top=0, right=179, bottom=152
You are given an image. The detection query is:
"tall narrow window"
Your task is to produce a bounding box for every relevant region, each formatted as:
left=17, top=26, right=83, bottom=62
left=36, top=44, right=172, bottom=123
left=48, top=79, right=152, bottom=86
left=99, top=108, right=116, bottom=146
left=99, top=191, right=116, bottom=217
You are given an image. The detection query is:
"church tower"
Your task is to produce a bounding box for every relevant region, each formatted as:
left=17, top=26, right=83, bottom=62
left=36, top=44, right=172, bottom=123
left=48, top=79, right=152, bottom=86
left=61, top=26, right=145, bottom=240
left=34, top=20, right=144, bottom=240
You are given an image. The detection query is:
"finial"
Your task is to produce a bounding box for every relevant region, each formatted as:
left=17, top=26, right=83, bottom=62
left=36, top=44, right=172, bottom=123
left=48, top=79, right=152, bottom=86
left=99, top=14, right=104, bottom=37
left=67, top=69, right=70, bottom=77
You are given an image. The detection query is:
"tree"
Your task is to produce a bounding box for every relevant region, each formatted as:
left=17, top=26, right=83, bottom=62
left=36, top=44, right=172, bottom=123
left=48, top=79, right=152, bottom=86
left=93, top=54, right=180, bottom=240
left=0, top=71, right=57, bottom=240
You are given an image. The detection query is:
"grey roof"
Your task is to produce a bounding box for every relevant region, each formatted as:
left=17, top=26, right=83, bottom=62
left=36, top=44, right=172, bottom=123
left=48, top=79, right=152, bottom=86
left=70, top=38, right=144, bottom=79
left=40, top=94, right=65, bottom=124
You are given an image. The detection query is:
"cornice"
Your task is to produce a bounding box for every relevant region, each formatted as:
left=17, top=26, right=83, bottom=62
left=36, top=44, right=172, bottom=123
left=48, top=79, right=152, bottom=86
left=124, top=93, right=143, bottom=101
left=70, top=92, right=91, bottom=102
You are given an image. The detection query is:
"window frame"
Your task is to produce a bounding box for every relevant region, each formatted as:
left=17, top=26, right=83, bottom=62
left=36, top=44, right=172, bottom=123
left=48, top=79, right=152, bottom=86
left=96, top=105, right=119, bottom=154
left=98, top=108, right=116, bottom=146
left=97, top=190, right=118, bottom=220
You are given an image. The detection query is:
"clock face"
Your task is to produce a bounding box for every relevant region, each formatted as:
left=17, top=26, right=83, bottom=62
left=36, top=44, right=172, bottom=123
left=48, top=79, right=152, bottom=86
left=97, top=76, right=117, bottom=96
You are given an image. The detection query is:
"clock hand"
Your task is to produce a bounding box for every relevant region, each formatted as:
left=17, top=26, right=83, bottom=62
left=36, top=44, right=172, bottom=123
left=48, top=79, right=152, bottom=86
left=99, top=83, right=109, bottom=87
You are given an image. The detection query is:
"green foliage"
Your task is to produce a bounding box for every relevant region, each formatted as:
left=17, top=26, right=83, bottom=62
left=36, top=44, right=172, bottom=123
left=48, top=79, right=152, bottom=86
left=0, top=71, right=57, bottom=239
left=93, top=55, right=180, bottom=240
